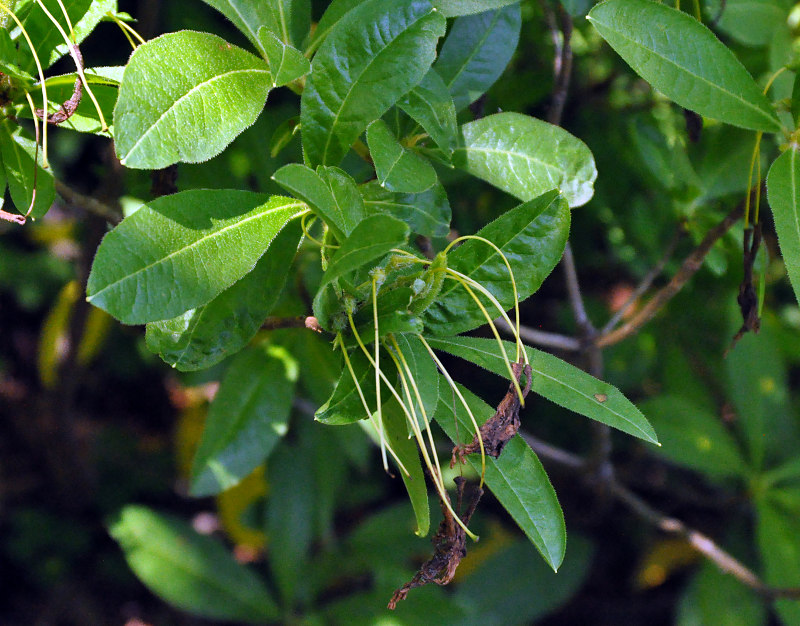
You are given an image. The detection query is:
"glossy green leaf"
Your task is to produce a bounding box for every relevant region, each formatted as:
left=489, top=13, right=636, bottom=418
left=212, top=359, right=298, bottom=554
left=87, top=191, right=305, bottom=325
left=304, top=0, right=366, bottom=55
left=432, top=0, right=520, bottom=18
left=0, top=120, right=55, bottom=220
left=21, top=0, right=116, bottom=69
left=767, top=147, right=800, bottom=306
left=453, top=113, right=597, bottom=208
left=257, top=27, right=310, bottom=86
left=756, top=491, right=800, bottom=625
left=267, top=0, right=311, bottom=47
left=202, top=0, right=309, bottom=50
left=638, top=395, right=745, bottom=476
left=315, top=349, right=377, bottom=425
left=424, top=191, right=570, bottom=336
left=587, top=0, right=782, bottom=132
left=109, top=505, right=278, bottom=622
left=366, top=119, right=437, bottom=193
left=272, top=163, right=361, bottom=238
left=190, top=344, right=298, bottom=496
left=361, top=179, right=451, bottom=238
left=317, top=166, right=367, bottom=236
left=300, top=0, right=446, bottom=167
left=145, top=221, right=302, bottom=371
left=382, top=398, right=430, bottom=536
left=318, top=214, right=409, bottom=291
left=434, top=4, right=521, bottom=111
left=426, top=336, right=659, bottom=444
left=434, top=385, right=566, bottom=570
left=114, top=31, right=272, bottom=169
left=396, top=69, right=458, bottom=155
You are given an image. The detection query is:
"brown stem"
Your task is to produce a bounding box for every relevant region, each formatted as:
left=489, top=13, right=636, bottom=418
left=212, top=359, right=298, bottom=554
left=36, top=45, right=83, bottom=125
left=54, top=180, right=123, bottom=224
left=519, top=430, right=800, bottom=601
left=547, top=5, right=573, bottom=126
left=597, top=204, right=743, bottom=348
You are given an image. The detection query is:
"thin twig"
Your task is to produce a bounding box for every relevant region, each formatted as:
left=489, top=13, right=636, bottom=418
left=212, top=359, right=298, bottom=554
left=54, top=180, right=122, bottom=224
left=561, top=243, right=592, bottom=333
left=601, top=226, right=685, bottom=335
left=520, top=429, right=800, bottom=601
left=495, top=317, right=581, bottom=352
left=547, top=4, right=573, bottom=126
left=597, top=204, right=743, bottom=348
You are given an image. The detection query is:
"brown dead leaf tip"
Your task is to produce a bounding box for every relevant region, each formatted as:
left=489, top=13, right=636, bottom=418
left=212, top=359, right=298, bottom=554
left=388, top=477, right=483, bottom=609
left=451, top=360, right=532, bottom=465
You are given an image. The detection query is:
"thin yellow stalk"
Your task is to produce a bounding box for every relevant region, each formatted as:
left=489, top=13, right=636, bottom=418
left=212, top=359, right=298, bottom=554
left=336, top=334, right=409, bottom=477
left=444, top=234, right=524, bottom=363
left=417, top=334, right=487, bottom=489
left=300, top=213, right=328, bottom=247
left=347, top=314, right=478, bottom=540
left=106, top=12, right=147, bottom=46
left=386, top=344, right=478, bottom=541
left=744, top=131, right=763, bottom=227
left=0, top=4, right=50, bottom=168
left=52, top=0, right=75, bottom=40
left=34, top=0, right=108, bottom=131
left=372, top=275, right=389, bottom=472
left=22, top=91, right=40, bottom=217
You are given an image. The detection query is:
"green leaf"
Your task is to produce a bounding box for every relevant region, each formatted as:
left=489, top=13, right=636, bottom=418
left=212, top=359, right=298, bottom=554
left=201, top=0, right=278, bottom=51
left=315, top=349, right=377, bottom=425
left=396, top=69, right=458, bottom=155
left=366, top=119, right=437, bottom=193
left=767, top=147, right=800, bottom=307
left=0, top=120, right=55, bottom=220
left=114, top=31, right=272, bottom=169
left=434, top=4, right=521, bottom=111
left=382, top=398, right=430, bottom=536
left=21, top=0, right=117, bottom=69
left=317, top=166, right=367, bottom=236
left=272, top=163, right=361, bottom=238
left=361, top=179, right=451, bottom=238
left=190, top=344, right=298, bottom=496
left=426, top=335, right=660, bottom=444
left=267, top=0, right=311, bottom=47
left=86, top=191, right=305, bottom=325
left=269, top=116, right=300, bottom=157
left=792, top=74, right=800, bottom=127
left=145, top=221, right=302, bottom=371
left=317, top=213, right=409, bottom=292
left=300, top=0, right=446, bottom=167
left=587, top=0, right=782, bottom=132
left=257, top=27, right=310, bottom=86
left=453, top=113, right=597, bottom=208
left=424, top=191, right=570, bottom=336
left=36, top=68, right=119, bottom=135
left=109, top=505, right=278, bottom=622
left=638, top=395, right=746, bottom=477
left=756, top=491, right=800, bottom=625
left=304, top=0, right=366, bottom=55
left=392, top=333, right=439, bottom=430
left=710, top=0, right=789, bottom=48
left=432, top=0, right=520, bottom=18
left=433, top=385, right=566, bottom=570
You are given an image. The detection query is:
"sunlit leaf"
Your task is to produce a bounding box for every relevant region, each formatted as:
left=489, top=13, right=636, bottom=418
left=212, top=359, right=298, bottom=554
left=397, top=69, right=458, bottom=155
left=366, top=119, right=437, bottom=193
left=767, top=147, right=800, bottom=307
left=257, top=27, right=310, bottom=86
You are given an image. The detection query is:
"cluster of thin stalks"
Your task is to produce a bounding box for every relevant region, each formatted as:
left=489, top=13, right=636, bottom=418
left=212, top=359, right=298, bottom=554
left=308, top=222, right=529, bottom=542
left=0, top=0, right=144, bottom=223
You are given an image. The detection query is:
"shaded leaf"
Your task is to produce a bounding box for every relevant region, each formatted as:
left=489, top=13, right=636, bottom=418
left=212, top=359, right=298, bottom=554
left=318, top=213, right=409, bottom=291
left=87, top=191, right=305, bottom=325
left=191, top=344, right=298, bottom=496
left=202, top=0, right=279, bottom=51
left=397, top=69, right=458, bottom=155
left=453, top=113, right=597, bottom=208
left=587, top=0, right=781, bottom=132
left=361, top=179, right=451, bottom=238
left=315, top=349, right=377, bottom=425
left=434, top=385, right=566, bottom=570
left=639, top=395, right=746, bottom=477
left=0, top=120, right=55, bottom=219
left=711, top=0, right=789, bottom=48
left=434, top=4, right=521, bottom=111
left=257, top=27, right=310, bottom=86
left=145, top=221, right=302, bottom=371
left=366, top=119, right=437, bottom=193
left=304, top=0, right=366, bottom=55
left=114, top=31, right=272, bottom=169
left=393, top=333, right=439, bottom=430
left=767, top=147, right=800, bottom=306
left=109, top=505, right=278, bottom=622
left=424, top=191, right=570, bottom=336
left=426, top=335, right=659, bottom=444
left=432, top=0, right=520, bottom=18
left=756, top=491, right=800, bottom=625
left=300, top=0, right=446, bottom=167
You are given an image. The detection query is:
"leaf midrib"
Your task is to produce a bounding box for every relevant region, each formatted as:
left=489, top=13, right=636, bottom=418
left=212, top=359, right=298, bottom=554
left=588, top=15, right=778, bottom=129
left=88, top=203, right=304, bottom=301
left=122, top=67, right=270, bottom=163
